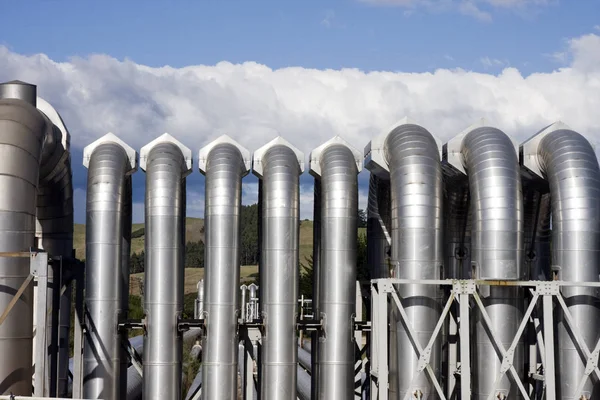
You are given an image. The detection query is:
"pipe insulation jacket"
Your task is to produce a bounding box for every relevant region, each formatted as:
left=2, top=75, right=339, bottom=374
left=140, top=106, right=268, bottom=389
left=256, top=143, right=301, bottom=400
left=315, top=143, right=359, bottom=400
left=142, top=140, right=189, bottom=399
left=385, top=124, right=444, bottom=400
left=83, top=141, right=133, bottom=399
left=201, top=141, right=248, bottom=400
left=461, top=127, right=524, bottom=399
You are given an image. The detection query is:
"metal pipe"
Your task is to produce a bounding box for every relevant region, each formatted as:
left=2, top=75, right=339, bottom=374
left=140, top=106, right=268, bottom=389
left=82, top=134, right=136, bottom=399
left=453, top=125, right=524, bottom=399
left=367, top=122, right=444, bottom=399
left=198, top=136, right=250, bottom=400
left=119, top=176, right=132, bottom=400
left=522, top=123, right=600, bottom=400
left=34, top=96, right=75, bottom=397
left=297, top=365, right=312, bottom=400
left=298, top=346, right=312, bottom=373
left=240, top=284, right=248, bottom=322
left=310, top=137, right=361, bottom=400
left=253, top=138, right=303, bottom=400
left=140, top=134, right=191, bottom=400
left=0, top=81, right=46, bottom=395
left=311, top=179, right=321, bottom=400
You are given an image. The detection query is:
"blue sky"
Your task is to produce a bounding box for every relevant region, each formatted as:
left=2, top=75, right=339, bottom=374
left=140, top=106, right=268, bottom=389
left=2, top=0, right=598, bottom=73
left=0, top=0, right=599, bottom=223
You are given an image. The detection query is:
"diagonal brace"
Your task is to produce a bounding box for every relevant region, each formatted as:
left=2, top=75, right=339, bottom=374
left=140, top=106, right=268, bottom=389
left=472, top=292, right=531, bottom=400
left=391, top=291, right=447, bottom=400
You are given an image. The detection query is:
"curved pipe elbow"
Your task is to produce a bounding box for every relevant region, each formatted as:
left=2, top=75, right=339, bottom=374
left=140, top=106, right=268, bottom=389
left=461, top=127, right=523, bottom=280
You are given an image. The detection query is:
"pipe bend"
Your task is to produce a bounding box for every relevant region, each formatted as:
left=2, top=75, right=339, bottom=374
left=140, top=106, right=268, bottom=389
left=461, top=127, right=523, bottom=280
left=536, top=128, right=600, bottom=400
left=384, top=123, right=443, bottom=399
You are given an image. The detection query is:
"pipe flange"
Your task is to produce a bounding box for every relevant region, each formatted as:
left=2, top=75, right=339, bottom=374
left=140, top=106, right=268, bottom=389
left=520, top=121, right=574, bottom=179
left=365, top=117, right=442, bottom=179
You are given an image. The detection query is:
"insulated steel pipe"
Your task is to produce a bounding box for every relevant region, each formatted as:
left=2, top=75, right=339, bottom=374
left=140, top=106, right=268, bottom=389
left=311, top=178, right=322, bottom=400
left=366, top=120, right=444, bottom=399
left=34, top=96, right=75, bottom=397
left=82, top=133, right=136, bottom=399
left=140, top=134, right=192, bottom=400
left=521, top=122, right=600, bottom=400
left=0, top=81, right=45, bottom=395
left=198, top=135, right=251, bottom=400
left=253, top=137, right=303, bottom=400
left=309, top=136, right=361, bottom=400
left=447, top=123, right=524, bottom=399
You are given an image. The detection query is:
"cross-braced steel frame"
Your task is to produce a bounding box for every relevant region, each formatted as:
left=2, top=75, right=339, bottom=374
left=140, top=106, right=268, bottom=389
left=369, top=278, right=600, bottom=400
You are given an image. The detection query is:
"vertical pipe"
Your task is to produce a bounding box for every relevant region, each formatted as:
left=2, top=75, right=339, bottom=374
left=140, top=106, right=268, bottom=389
left=141, top=136, right=191, bottom=400
left=200, top=138, right=249, bottom=400
left=35, top=95, right=75, bottom=397
left=385, top=124, right=444, bottom=399
left=0, top=81, right=45, bottom=395
left=312, top=141, right=360, bottom=400
left=460, top=127, right=524, bottom=399
left=532, top=127, right=600, bottom=400
left=119, top=176, right=132, bottom=400
left=254, top=141, right=302, bottom=400
left=83, top=136, right=135, bottom=399
left=311, top=178, right=321, bottom=400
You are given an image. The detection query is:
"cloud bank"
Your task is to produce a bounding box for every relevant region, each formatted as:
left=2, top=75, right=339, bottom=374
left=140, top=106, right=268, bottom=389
left=0, top=31, right=599, bottom=222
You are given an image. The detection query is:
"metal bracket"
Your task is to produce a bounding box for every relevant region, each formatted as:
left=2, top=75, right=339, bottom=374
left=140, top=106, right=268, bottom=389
left=452, top=280, right=476, bottom=295
left=119, top=319, right=146, bottom=332
left=177, top=318, right=205, bottom=332
left=297, top=318, right=323, bottom=331
left=535, top=281, right=560, bottom=296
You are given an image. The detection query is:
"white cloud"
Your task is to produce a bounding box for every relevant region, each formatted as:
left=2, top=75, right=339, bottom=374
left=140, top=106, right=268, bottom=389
left=2, top=31, right=600, bottom=221
left=595, top=25, right=600, bottom=31
left=321, top=9, right=336, bottom=28
left=480, top=56, right=507, bottom=68
left=459, top=2, right=492, bottom=21
left=358, top=0, right=552, bottom=20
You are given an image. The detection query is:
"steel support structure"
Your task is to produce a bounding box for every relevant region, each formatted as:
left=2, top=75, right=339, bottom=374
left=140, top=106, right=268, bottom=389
left=369, top=278, right=600, bottom=400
